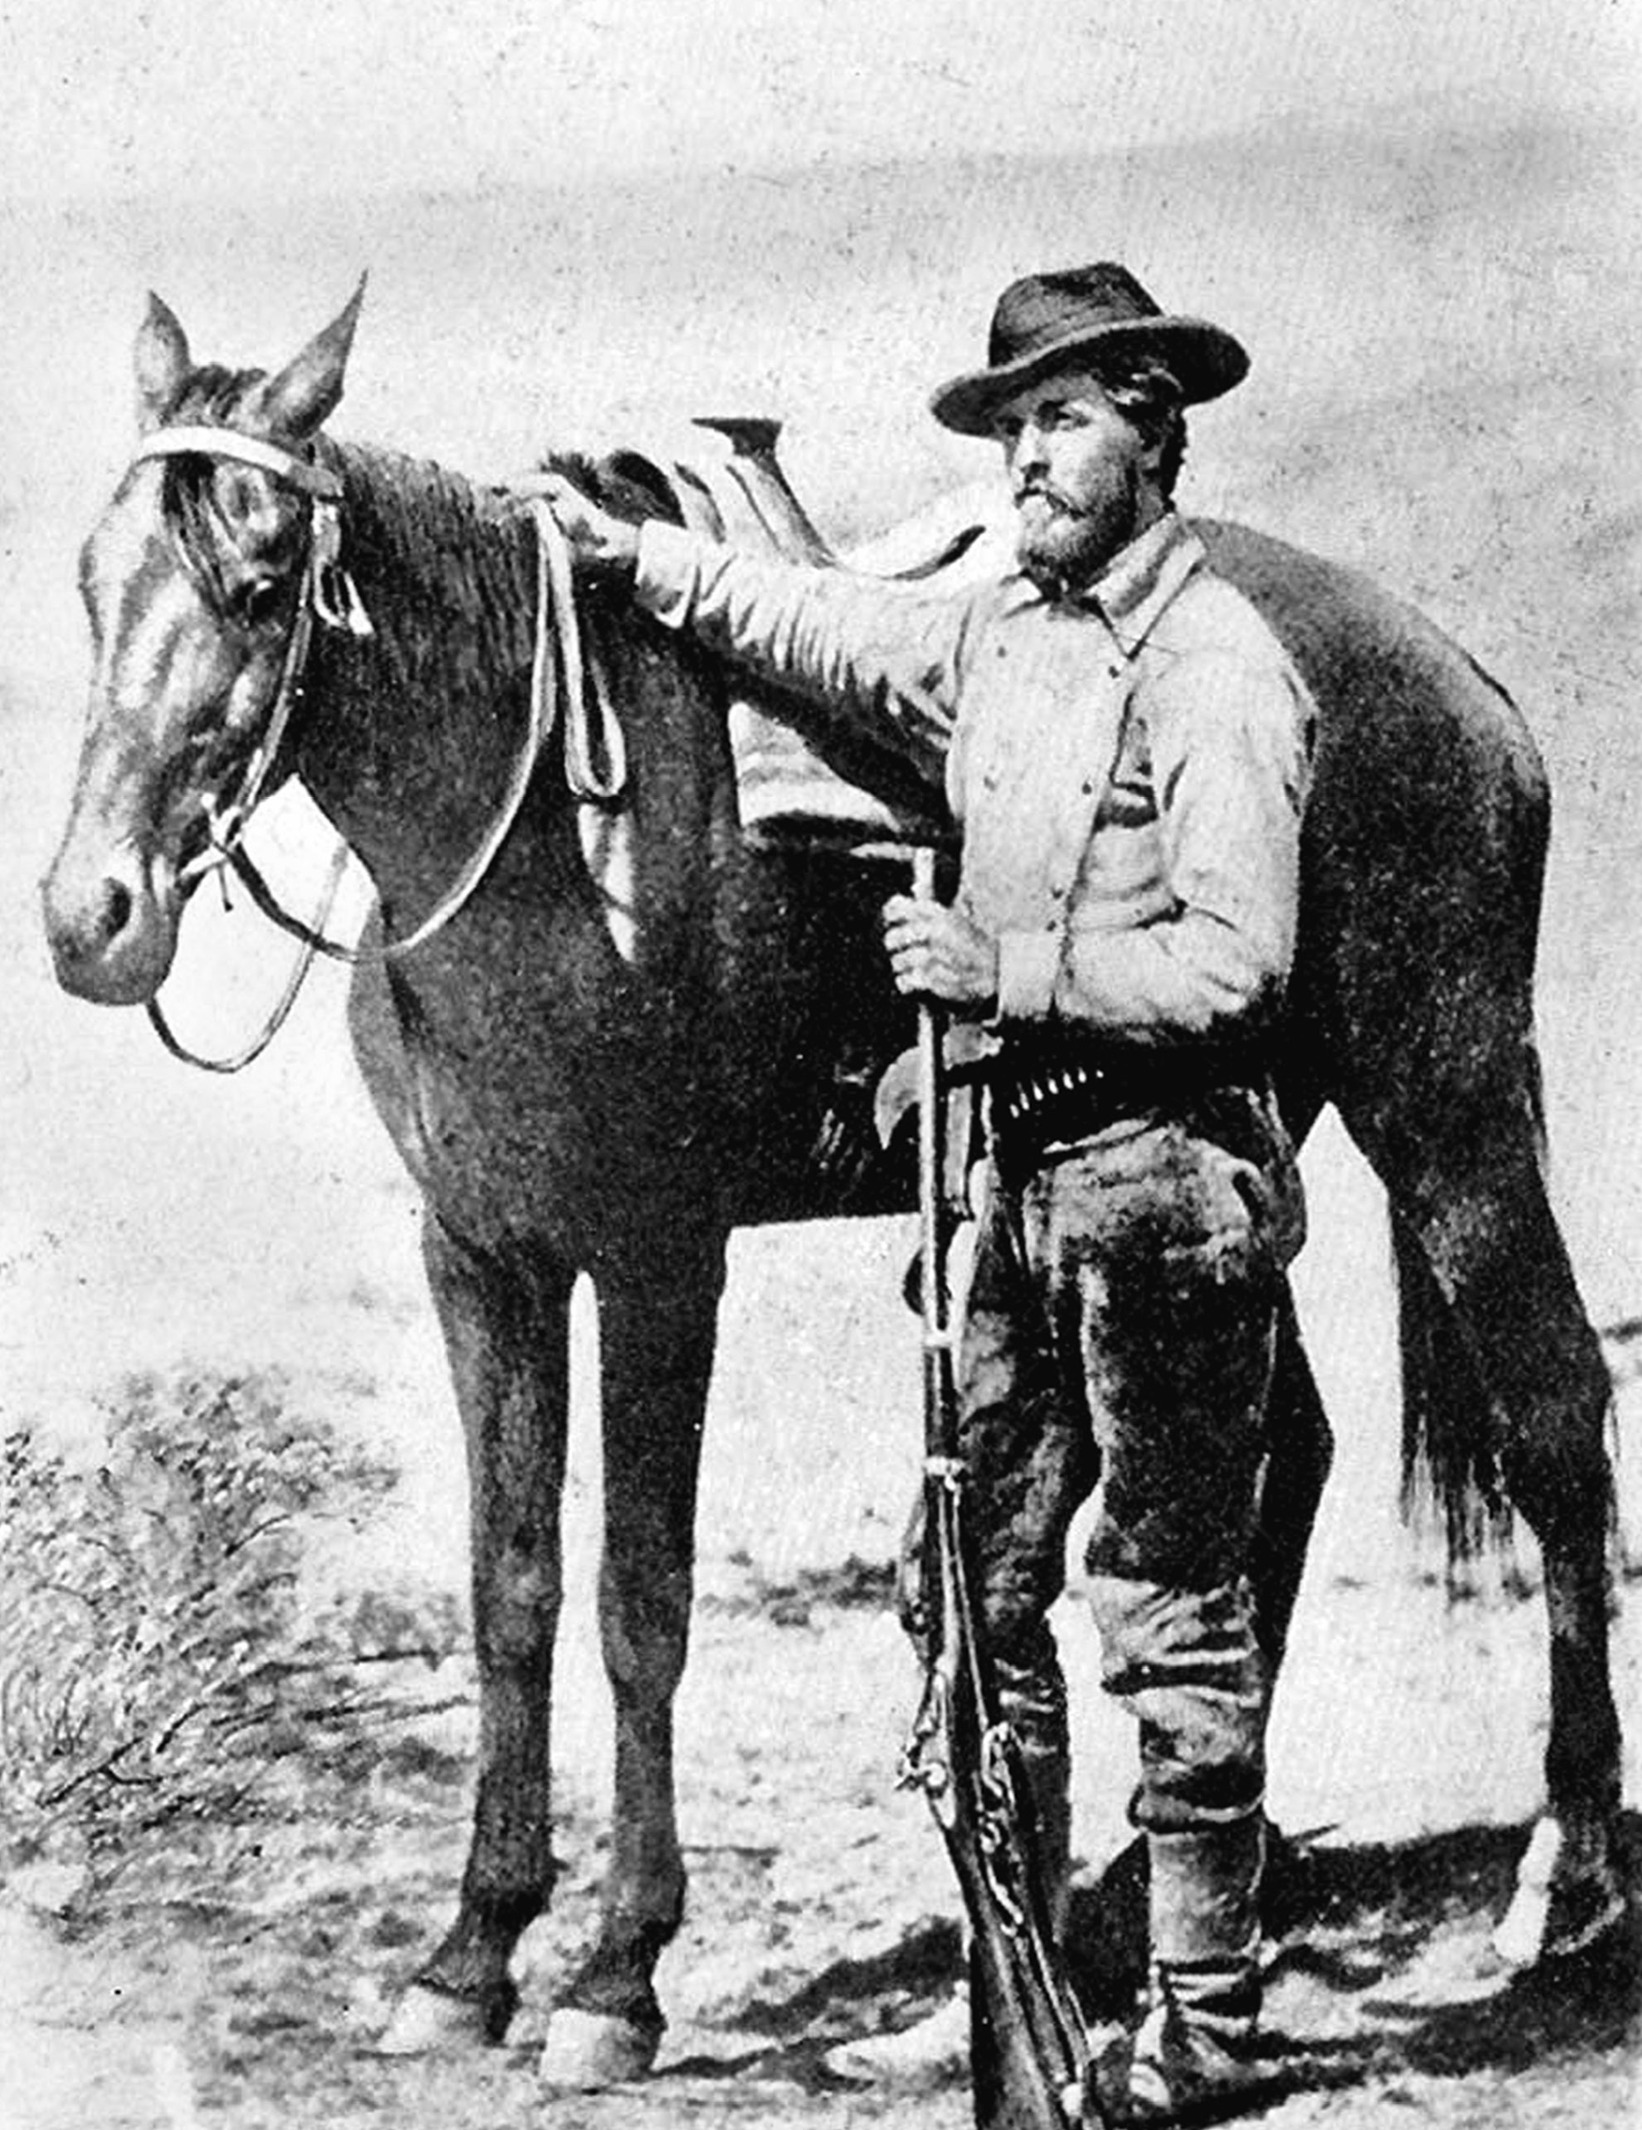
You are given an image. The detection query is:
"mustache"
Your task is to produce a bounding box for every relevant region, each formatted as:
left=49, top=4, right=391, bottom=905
left=1015, top=481, right=1084, bottom=513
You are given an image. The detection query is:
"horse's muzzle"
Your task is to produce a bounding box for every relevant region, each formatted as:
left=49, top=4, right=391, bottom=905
left=41, top=835, right=180, bottom=1005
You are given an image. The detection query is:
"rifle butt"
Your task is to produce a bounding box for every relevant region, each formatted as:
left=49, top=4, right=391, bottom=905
left=949, top=1834, right=1092, bottom=2129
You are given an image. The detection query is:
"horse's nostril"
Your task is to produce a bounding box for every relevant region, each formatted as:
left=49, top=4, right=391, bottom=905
left=42, top=847, right=172, bottom=1002
left=103, top=879, right=133, bottom=940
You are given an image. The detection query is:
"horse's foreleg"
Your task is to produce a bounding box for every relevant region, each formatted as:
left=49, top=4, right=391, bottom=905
left=540, top=1237, right=727, bottom=2089
left=381, top=1214, right=574, bottom=2053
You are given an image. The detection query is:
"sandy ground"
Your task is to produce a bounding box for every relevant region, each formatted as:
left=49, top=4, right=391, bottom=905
left=0, top=1170, right=1636, bottom=2130
left=2, top=106, right=1640, bottom=2129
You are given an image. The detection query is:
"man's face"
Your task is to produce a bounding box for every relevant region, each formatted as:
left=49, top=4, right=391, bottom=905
left=991, top=365, right=1161, bottom=589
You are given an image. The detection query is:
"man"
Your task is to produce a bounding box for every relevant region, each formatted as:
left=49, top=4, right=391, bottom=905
left=541, top=262, right=1315, bottom=2127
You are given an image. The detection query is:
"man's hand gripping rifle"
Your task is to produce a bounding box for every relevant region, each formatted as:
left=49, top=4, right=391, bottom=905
left=897, top=849, right=1099, bottom=2130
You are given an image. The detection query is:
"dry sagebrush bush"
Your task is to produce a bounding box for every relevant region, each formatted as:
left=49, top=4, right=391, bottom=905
left=0, top=1369, right=464, bottom=1891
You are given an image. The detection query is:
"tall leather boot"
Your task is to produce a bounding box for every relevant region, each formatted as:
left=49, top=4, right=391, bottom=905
left=1098, top=1817, right=1284, bottom=2126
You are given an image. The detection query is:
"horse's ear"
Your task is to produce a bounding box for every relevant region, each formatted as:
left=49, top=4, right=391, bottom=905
left=134, top=293, right=192, bottom=431
left=250, top=275, right=367, bottom=439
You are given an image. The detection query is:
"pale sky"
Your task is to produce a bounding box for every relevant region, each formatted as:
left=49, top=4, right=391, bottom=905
left=2, top=0, right=1635, bottom=200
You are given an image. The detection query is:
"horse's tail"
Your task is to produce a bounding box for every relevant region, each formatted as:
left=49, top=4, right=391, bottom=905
left=1390, top=1048, right=1548, bottom=1573
left=1392, top=1211, right=1513, bottom=1573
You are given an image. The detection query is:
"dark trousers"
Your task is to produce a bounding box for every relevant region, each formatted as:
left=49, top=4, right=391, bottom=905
left=956, top=1085, right=1304, bottom=1885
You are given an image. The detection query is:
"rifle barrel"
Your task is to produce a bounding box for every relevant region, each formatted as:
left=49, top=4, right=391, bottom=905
left=913, top=846, right=950, bottom=1355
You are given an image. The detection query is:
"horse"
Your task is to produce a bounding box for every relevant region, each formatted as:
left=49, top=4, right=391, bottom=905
left=41, top=288, right=1625, bottom=2085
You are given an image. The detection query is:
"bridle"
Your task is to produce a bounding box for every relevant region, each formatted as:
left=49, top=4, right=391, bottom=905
left=138, top=424, right=374, bottom=893
left=129, top=425, right=624, bottom=1071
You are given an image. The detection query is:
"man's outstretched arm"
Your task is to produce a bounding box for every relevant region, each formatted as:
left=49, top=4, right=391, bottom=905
left=536, top=475, right=976, bottom=791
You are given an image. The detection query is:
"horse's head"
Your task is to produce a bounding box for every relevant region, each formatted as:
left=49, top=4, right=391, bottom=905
left=42, top=284, right=366, bottom=1004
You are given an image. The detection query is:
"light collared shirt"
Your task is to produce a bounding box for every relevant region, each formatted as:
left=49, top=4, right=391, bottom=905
left=634, top=510, right=1315, bottom=1045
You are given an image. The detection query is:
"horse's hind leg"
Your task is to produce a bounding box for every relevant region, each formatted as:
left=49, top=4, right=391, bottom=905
left=540, top=1236, right=727, bottom=2089
left=1250, top=1081, right=1335, bottom=1677
left=1253, top=1279, right=1335, bottom=1674
left=379, top=1215, right=574, bottom=2052
left=1348, top=1083, right=1625, bottom=1965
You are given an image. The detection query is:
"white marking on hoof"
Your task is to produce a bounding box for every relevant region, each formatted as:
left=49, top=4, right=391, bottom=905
left=823, top=1989, right=972, bottom=2091
left=373, top=1984, right=490, bottom=2057
left=1492, top=1817, right=1563, bottom=1969
left=537, top=2006, right=661, bottom=2090
left=1492, top=1814, right=1629, bottom=1968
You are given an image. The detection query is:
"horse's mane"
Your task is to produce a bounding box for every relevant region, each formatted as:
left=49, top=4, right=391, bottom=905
left=337, top=439, right=689, bottom=665
left=152, top=374, right=686, bottom=717
left=542, top=448, right=686, bottom=529
left=326, top=440, right=540, bottom=703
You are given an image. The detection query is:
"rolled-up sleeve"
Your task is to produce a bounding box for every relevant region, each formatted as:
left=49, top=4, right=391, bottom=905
left=636, top=522, right=973, bottom=787
left=1053, top=650, right=1313, bottom=1039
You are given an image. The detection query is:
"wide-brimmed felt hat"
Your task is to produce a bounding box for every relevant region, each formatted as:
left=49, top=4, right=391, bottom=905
left=929, top=262, right=1249, bottom=436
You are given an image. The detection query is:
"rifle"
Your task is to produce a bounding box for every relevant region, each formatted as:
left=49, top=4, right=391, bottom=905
left=897, top=848, right=1099, bottom=2130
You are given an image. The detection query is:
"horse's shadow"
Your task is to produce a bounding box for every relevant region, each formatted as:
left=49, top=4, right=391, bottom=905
left=660, top=1813, right=1641, bottom=2096
left=1247, top=1814, right=1642, bottom=2080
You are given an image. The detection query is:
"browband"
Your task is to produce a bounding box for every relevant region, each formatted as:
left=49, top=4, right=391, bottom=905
left=133, top=425, right=343, bottom=500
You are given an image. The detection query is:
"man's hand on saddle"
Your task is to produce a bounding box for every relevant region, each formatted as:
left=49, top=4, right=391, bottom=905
left=521, top=474, right=641, bottom=575
left=882, top=894, right=999, bottom=1014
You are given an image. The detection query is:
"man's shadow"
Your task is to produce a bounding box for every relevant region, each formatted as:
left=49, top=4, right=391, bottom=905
left=670, top=1812, right=1639, bottom=2095
left=1065, top=1812, right=1640, bottom=2084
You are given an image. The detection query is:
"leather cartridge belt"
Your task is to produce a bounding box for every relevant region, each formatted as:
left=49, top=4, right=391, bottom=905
left=988, top=1035, right=1262, bottom=1164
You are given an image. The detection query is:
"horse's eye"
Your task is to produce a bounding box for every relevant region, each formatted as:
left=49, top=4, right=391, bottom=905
left=232, top=577, right=283, bottom=630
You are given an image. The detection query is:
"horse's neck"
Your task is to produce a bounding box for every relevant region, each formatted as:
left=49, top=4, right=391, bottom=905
left=297, top=440, right=735, bottom=962
left=298, top=441, right=542, bottom=907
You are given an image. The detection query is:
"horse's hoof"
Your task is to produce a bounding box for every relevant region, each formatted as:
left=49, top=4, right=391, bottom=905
left=373, top=1984, right=492, bottom=2056
left=537, top=2006, right=661, bottom=2090
left=824, top=1989, right=972, bottom=2091
left=1491, top=1816, right=1627, bottom=1968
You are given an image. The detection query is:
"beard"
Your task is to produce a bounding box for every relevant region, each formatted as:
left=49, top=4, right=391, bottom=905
left=1013, top=473, right=1144, bottom=593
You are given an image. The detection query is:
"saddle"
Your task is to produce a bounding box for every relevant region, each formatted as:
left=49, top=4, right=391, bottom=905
left=585, top=417, right=1009, bottom=852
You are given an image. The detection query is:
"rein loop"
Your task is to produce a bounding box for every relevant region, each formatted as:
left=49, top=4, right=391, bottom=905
left=531, top=499, right=628, bottom=803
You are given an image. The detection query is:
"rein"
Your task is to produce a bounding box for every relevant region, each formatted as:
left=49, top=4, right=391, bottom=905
left=227, top=500, right=626, bottom=960
left=145, top=841, right=350, bottom=1075
left=132, top=426, right=626, bottom=1070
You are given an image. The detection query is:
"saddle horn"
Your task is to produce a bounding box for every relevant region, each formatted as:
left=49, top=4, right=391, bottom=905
left=692, top=416, right=834, bottom=566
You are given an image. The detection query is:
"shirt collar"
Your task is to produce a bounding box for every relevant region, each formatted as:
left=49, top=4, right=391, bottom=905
left=1000, top=511, right=1207, bottom=657
left=1081, top=511, right=1206, bottom=654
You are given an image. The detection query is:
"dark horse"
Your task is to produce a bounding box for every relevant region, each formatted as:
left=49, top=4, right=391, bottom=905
left=41, top=290, right=1624, bottom=2082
